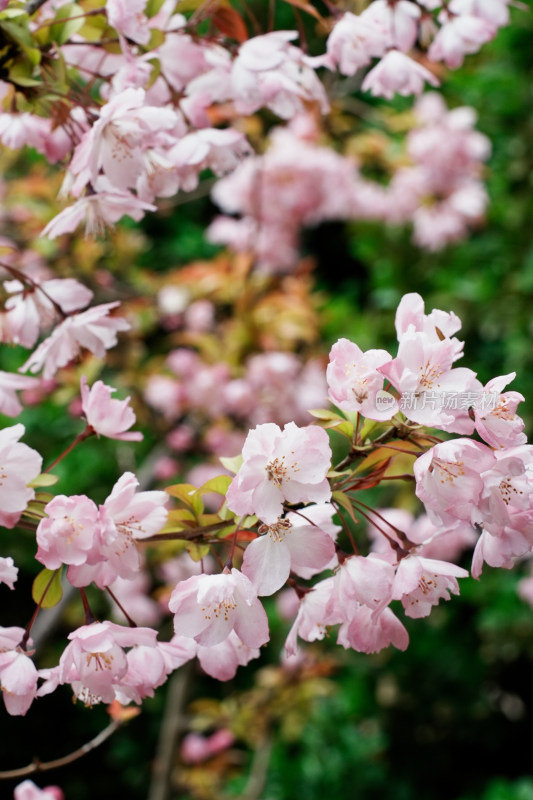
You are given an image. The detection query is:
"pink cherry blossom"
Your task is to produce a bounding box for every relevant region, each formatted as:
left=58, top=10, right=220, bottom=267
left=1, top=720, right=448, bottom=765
left=474, top=373, right=526, bottom=449
left=181, top=729, right=235, bottom=763
left=41, top=185, right=156, bottom=239
left=337, top=605, right=409, bottom=654
left=107, top=0, right=150, bottom=45
left=476, top=451, right=533, bottom=539
left=67, top=472, right=168, bottom=587
left=394, top=292, right=463, bottom=355
left=0, top=650, right=39, bottom=715
left=0, top=424, right=42, bottom=529
left=196, top=630, right=261, bottom=680
left=362, top=50, right=439, bottom=100
left=428, top=13, right=497, bottom=68
left=0, top=372, right=42, bottom=417
left=14, top=781, right=64, bottom=800
left=326, top=12, right=388, bottom=75
left=392, top=555, right=469, bottom=618
left=225, top=421, right=332, bottom=524
left=20, top=302, right=130, bottom=379
left=57, top=621, right=161, bottom=706
left=0, top=628, right=38, bottom=716
left=285, top=577, right=340, bottom=655
left=169, top=568, right=269, bottom=649
left=3, top=277, right=93, bottom=348
left=68, top=88, right=180, bottom=195
left=414, top=438, right=496, bottom=525
left=241, top=515, right=335, bottom=596
left=379, top=331, right=480, bottom=431
left=449, top=0, right=510, bottom=26
left=36, top=495, right=99, bottom=570
left=362, top=0, right=422, bottom=52
left=0, top=556, right=18, bottom=589
left=327, top=554, right=396, bottom=618
left=80, top=375, right=143, bottom=441
left=327, top=338, right=398, bottom=421
left=231, top=31, right=329, bottom=119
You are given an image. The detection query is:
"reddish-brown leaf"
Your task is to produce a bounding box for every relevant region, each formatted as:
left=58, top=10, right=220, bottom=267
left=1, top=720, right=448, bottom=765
left=211, top=5, right=248, bottom=43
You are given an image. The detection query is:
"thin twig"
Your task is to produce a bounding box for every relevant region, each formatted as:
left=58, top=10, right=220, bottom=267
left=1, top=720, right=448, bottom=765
left=148, top=664, right=194, bottom=800
left=0, top=720, right=122, bottom=779
left=144, top=520, right=234, bottom=543
left=238, top=735, right=273, bottom=800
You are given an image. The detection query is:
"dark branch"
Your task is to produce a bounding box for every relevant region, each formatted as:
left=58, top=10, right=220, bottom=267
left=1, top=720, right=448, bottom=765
left=0, top=720, right=122, bottom=779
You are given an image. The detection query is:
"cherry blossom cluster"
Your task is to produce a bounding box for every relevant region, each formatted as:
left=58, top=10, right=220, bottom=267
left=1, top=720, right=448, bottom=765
left=0, top=3, right=524, bottom=793
left=326, top=0, right=508, bottom=95
left=0, top=0, right=512, bottom=248
left=145, top=346, right=327, bottom=462
left=209, top=94, right=491, bottom=270
left=0, top=287, right=530, bottom=753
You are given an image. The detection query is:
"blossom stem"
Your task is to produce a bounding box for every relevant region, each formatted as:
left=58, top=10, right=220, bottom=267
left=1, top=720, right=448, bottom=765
left=351, top=500, right=411, bottom=556
left=19, top=569, right=59, bottom=651
left=80, top=588, right=97, bottom=625
left=105, top=587, right=137, bottom=628
left=0, top=261, right=66, bottom=320
left=44, top=426, right=94, bottom=473
left=331, top=505, right=359, bottom=555
left=32, top=7, right=106, bottom=31
left=224, top=517, right=245, bottom=569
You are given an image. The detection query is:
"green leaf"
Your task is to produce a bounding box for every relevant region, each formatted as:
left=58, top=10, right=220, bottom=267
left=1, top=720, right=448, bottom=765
left=219, top=454, right=243, bottom=474
left=186, top=542, right=211, bottom=562
left=0, top=8, right=28, bottom=21
left=32, top=568, right=63, bottom=609
left=34, top=491, right=55, bottom=505
left=328, top=420, right=354, bottom=438
left=198, top=475, right=232, bottom=496
left=158, top=508, right=196, bottom=533
left=49, top=3, right=85, bottom=45
left=8, top=61, right=41, bottom=86
left=28, top=473, right=59, bottom=488
left=145, top=0, right=167, bottom=16
left=165, top=482, right=199, bottom=504
left=332, top=490, right=359, bottom=525
left=308, top=408, right=346, bottom=421
left=77, top=12, right=107, bottom=42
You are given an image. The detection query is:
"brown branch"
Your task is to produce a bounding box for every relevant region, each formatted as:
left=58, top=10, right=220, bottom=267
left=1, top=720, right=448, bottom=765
left=0, top=719, right=122, bottom=779
left=143, top=520, right=234, bottom=543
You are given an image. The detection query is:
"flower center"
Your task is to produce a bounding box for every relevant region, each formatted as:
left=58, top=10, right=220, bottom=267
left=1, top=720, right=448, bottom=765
left=201, top=597, right=238, bottom=622
left=266, top=456, right=288, bottom=487
left=418, top=360, right=443, bottom=390
left=85, top=651, right=114, bottom=672
left=430, top=457, right=465, bottom=484
left=498, top=475, right=523, bottom=505
left=259, top=518, right=293, bottom=542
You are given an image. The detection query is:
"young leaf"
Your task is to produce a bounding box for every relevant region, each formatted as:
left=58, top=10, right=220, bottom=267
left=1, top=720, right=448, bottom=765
left=332, top=490, right=359, bottom=525
left=219, top=454, right=243, bottom=474
left=32, top=568, right=63, bottom=609
left=28, top=473, right=59, bottom=488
